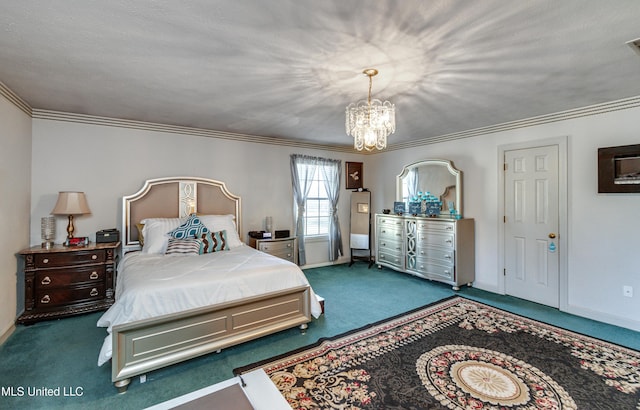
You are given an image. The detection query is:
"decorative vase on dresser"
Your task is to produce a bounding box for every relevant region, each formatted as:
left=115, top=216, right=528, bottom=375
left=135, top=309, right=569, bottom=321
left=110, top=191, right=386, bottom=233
left=375, top=214, right=474, bottom=290
left=16, top=242, right=120, bottom=324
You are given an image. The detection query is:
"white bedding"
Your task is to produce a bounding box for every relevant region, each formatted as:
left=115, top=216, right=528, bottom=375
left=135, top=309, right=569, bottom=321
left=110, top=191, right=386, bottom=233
left=97, top=245, right=322, bottom=366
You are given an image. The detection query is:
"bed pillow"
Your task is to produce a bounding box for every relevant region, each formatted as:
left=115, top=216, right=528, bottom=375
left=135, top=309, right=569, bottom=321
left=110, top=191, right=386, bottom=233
left=198, top=214, right=243, bottom=248
left=141, top=217, right=184, bottom=254
left=199, top=230, right=229, bottom=253
left=167, top=214, right=209, bottom=239
left=165, top=238, right=203, bottom=255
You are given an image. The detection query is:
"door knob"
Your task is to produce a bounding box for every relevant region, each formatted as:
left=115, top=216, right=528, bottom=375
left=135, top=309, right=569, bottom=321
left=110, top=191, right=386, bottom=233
left=548, top=233, right=556, bottom=239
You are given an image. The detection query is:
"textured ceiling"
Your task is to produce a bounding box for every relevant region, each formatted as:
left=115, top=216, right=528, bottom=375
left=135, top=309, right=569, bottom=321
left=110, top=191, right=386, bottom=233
left=1, top=1, right=640, bottom=149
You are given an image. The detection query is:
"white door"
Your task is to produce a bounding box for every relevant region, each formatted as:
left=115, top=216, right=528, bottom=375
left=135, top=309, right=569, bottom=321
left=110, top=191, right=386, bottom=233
left=504, top=145, right=560, bottom=307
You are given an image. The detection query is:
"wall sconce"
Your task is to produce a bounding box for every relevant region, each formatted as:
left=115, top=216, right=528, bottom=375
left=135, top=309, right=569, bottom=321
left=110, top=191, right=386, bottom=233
left=51, top=191, right=91, bottom=239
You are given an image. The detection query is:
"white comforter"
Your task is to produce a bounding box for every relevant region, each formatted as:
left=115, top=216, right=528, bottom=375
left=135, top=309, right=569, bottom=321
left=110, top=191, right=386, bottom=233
left=97, top=245, right=322, bottom=366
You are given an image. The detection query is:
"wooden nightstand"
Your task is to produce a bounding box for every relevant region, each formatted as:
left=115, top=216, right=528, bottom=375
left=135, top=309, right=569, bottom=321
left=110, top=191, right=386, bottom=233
left=249, top=237, right=298, bottom=265
left=16, top=242, right=120, bottom=324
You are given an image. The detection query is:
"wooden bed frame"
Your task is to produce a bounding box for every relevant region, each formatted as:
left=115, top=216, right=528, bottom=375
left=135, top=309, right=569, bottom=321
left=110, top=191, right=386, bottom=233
left=111, top=177, right=312, bottom=392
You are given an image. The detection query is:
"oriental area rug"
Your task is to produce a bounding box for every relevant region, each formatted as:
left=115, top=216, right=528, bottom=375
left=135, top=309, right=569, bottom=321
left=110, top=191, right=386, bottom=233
left=235, top=296, right=640, bottom=410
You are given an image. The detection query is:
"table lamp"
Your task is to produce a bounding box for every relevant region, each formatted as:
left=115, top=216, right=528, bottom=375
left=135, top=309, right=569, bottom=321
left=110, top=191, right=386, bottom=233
left=51, top=191, right=91, bottom=240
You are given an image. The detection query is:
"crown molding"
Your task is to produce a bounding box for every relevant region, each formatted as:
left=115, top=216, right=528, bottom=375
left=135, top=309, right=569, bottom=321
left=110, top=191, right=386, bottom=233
left=3, top=78, right=638, bottom=155
left=0, top=81, right=32, bottom=116
left=384, top=95, right=640, bottom=152
left=31, top=109, right=356, bottom=153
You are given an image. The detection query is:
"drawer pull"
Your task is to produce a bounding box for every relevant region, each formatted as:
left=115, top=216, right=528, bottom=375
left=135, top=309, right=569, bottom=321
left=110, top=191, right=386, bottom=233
left=43, top=258, right=49, bottom=264
left=41, top=276, right=51, bottom=285
left=263, top=246, right=269, bottom=250
left=287, top=253, right=292, bottom=257
left=445, top=239, right=453, bottom=244
left=90, top=288, right=99, bottom=297
left=41, top=295, right=50, bottom=304
left=446, top=226, right=453, bottom=230
left=445, top=255, right=452, bottom=259
left=286, top=243, right=292, bottom=248
left=90, top=272, right=99, bottom=280
left=91, top=254, right=98, bottom=260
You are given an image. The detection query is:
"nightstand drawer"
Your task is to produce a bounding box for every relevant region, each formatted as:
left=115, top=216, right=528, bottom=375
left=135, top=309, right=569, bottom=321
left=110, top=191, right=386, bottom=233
left=258, top=240, right=294, bottom=254
left=35, top=265, right=105, bottom=288
left=36, top=284, right=106, bottom=308
left=35, top=249, right=106, bottom=268
left=267, top=249, right=296, bottom=263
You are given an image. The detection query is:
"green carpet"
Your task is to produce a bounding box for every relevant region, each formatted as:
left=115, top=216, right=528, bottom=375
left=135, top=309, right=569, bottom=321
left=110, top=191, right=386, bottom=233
left=1, top=263, right=638, bottom=409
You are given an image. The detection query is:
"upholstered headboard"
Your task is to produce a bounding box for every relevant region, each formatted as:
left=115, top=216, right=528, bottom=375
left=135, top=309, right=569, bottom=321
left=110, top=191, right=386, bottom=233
left=122, top=177, right=241, bottom=253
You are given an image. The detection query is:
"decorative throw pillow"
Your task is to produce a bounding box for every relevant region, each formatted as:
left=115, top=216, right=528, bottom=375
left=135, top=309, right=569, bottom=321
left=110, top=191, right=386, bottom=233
left=165, top=238, right=203, bottom=255
left=199, top=230, right=229, bottom=253
left=168, top=214, right=209, bottom=239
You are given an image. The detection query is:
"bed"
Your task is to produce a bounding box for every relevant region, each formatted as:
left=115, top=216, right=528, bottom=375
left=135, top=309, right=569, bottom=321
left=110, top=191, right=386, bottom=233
left=97, top=176, right=322, bottom=392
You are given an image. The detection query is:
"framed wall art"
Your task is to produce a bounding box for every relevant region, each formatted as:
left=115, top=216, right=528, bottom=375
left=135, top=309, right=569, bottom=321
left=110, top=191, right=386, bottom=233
left=346, top=161, right=363, bottom=190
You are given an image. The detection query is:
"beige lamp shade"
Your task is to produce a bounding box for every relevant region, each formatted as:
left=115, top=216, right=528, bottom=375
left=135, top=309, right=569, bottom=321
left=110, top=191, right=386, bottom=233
left=51, top=192, right=91, bottom=215
left=51, top=192, right=91, bottom=240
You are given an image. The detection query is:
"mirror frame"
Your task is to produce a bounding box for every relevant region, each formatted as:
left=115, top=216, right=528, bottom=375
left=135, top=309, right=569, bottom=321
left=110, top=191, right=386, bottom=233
left=396, top=159, right=463, bottom=217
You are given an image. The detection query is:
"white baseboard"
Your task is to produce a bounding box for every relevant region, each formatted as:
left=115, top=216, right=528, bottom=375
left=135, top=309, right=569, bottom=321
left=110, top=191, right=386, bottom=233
left=0, top=324, right=15, bottom=346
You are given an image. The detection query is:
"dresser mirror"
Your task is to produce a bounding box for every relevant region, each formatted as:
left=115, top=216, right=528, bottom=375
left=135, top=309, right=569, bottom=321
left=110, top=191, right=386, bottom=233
left=396, top=159, right=463, bottom=217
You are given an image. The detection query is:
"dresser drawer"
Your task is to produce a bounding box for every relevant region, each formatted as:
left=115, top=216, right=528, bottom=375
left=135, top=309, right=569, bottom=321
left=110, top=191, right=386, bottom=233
left=35, top=284, right=106, bottom=308
left=35, top=265, right=105, bottom=289
left=417, top=232, right=454, bottom=248
left=416, top=220, right=455, bottom=233
left=415, top=247, right=454, bottom=265
left=413, top=259, right=454, bottom=281
left=377, top=250, right=404, bottom=269
left=377, top=237, right=403, bottom=255
left=35, top=249, right=106, bottom=268
left=376, top=216, right=403, bottom=229
left=377, top=225, right=403, bottom=241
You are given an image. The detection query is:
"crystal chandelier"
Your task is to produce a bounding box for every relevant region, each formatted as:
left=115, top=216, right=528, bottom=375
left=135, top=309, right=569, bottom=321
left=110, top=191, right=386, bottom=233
left=345, top=68, right=395, bottom=151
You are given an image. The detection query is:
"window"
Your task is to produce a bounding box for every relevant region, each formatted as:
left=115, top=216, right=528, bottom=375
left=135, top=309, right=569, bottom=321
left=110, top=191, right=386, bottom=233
left=291, top=154, right=343, bottom=264
left=303, top=165, right=330, bottom=236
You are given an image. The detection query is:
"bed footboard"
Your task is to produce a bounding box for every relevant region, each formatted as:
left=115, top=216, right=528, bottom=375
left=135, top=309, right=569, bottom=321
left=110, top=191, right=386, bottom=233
left=112, top=286, right=312, bottom=392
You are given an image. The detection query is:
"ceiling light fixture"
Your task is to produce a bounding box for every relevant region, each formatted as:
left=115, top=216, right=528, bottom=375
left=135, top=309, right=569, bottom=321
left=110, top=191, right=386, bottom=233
left=345, top=68, right=395, bottom=151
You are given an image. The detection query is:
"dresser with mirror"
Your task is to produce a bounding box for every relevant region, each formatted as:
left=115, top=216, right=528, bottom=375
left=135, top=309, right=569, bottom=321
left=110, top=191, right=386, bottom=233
left=375, top=159, right=475, bottom=290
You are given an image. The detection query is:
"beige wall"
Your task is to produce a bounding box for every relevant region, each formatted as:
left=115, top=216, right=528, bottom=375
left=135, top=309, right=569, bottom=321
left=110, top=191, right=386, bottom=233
left=0, top=94, right=32, bottom=341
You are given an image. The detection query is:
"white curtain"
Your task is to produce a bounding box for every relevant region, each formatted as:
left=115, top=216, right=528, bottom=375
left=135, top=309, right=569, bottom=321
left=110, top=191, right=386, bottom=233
left=407, top=167, right=419, bottom=200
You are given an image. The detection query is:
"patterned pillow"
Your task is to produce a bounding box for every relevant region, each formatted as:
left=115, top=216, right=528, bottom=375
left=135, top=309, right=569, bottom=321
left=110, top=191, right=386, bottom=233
left=168, top=214, right=209, bottom=239
left=165, top=238, right=203, bottom=255
left=199, top=230, right=229, bottom=253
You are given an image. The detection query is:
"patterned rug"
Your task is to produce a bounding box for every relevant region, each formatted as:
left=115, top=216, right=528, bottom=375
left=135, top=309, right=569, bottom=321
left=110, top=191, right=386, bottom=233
left=234, top=296, right=640, bottom=409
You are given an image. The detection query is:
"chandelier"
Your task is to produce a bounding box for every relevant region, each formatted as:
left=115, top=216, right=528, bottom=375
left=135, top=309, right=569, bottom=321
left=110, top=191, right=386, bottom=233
left=345, top=68, right=395, bottom=151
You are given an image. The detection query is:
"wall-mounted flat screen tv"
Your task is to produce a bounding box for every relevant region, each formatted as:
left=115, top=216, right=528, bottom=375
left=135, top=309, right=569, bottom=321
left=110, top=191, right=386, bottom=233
left=598, top=144, right=640, bottom=193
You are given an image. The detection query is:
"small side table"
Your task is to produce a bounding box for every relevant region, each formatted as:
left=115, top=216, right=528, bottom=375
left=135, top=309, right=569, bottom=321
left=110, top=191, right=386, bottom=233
left=249, top=236, right=298, bottom=265
left=16, top=242, right=120, bottom=324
